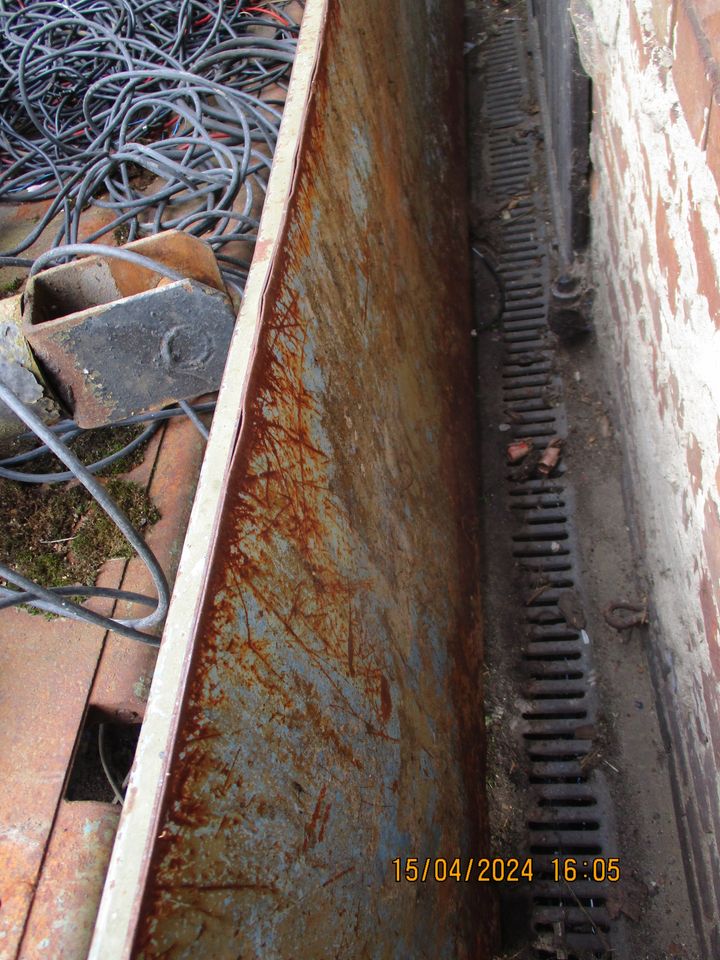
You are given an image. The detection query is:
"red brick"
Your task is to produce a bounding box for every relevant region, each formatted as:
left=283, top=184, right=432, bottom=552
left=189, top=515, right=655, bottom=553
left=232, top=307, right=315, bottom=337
left=682, top=488, right=692, bottom=528
left=687, top=432, right=704, bottom=494
left=703, top=495, right=720, bottom=587
left=630, top=2, right=652, bottom=69
left=606, top=282, right=622, bottom=336
left=668, top=370, right=684, bottom=427
left=639, top=140, right=652, bottom=199
left=692, top=0, right=720, bottom=66
left=688, top=201, right=720, bottom=326
left=620, top=276, right=635, bottom=321
left=652, top=301, right=664, bottom=343
left=631, top=275, right=645, bottom=316
left=650, top=0, right=678, bottom=46
left=608, top=117, right=629, bottom=182
left=640, top=224, right=654, bottom=283
left=700, top=570, right=720, bottom=677
left=702, top=670, right=720, bottom=775
left=674, top=0, right=716, bottom=146
left=706, top=91, right=720, bottom=194
left=664, top=131, right=679, bottom=191
left=647, top=277, right=662, bottom=326
left=604, top=195, right=620, bottom=259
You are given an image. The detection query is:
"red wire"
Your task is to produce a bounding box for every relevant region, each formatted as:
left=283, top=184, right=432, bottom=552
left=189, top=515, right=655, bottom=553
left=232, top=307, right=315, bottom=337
left=193, top=1, right=290, bottom=29
left=244, top=6, right=290, bottom=26
left=179, top=132, right=229, bottom=151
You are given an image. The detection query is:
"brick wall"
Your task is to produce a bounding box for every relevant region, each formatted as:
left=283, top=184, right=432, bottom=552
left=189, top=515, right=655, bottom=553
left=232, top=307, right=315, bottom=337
left=570, top=0, right=720, bottom=953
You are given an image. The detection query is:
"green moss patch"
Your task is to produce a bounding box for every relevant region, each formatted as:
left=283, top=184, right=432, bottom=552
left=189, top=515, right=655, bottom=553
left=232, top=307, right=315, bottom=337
left=0, top=277, right=22, bottom=299
left=0, top=476, right=160, bottom=590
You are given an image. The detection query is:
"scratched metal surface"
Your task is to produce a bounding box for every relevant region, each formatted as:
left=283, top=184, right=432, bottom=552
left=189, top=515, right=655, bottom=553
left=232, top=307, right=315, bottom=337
left=92, top=0, right=493, bottom=957
left=18, top=802, right=121, bottom=960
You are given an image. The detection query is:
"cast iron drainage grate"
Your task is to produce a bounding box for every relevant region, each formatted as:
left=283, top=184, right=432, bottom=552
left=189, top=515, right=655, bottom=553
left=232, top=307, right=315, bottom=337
left=481, top=19, right=627, bottom=960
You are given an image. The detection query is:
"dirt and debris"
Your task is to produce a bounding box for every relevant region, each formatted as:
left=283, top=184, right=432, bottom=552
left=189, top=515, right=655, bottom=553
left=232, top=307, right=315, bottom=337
left=537, top=436, right=564, bottom=476
left=557, top=589, right=586, bottom=630
left=484, top=670, right=529, bottom=859
left=506, top=438, right=533, bottom=463
left=508, top=448, right=542, bottom=482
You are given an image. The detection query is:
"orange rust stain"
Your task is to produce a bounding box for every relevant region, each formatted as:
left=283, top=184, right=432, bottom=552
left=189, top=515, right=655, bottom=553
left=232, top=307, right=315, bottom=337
left=318, top=800, right=331, bottom=843
left=379, top=675, right=392, bottom=725
left=303, top=784, right=328, bottom=852
left=321, top=865, right=355, bottom=888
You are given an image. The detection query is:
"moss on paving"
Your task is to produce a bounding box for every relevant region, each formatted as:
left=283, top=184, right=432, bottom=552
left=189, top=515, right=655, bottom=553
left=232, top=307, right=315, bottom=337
left=0, top=276, right=22, bottom=299
left=70, top=478, right=160, bottom=584
left=0, top=475, right=160, bottom=591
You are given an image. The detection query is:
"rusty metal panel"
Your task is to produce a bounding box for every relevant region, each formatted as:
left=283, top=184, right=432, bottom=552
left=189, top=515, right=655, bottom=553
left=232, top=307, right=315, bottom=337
left=91, top=0, right=494, bottom=957
left=18, top=802, right=121, bottom=960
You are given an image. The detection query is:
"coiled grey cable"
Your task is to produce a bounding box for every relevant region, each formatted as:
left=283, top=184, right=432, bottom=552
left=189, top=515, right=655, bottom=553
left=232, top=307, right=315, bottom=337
left=0, top=380, right=170, bottom=644
left=0, top=0, right=296, bottom=643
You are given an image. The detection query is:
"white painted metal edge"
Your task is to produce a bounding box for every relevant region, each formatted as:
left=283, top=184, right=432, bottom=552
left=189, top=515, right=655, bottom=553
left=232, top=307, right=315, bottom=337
left=87, top=4, right=328, bottom=956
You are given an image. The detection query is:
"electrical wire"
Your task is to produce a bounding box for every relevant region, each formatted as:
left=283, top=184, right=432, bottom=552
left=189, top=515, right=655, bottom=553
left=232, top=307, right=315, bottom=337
left=0, top=1, right=299, bottom=290
left=0, top=401, right=215, bottom=481
left=178, top=398, right=210, bottom=440
left=0, top=1, right=296, bottom=643
left=0, top=423, right=159, bottom=483
left=28, top=243, right=187, bottom=279
left=0, top=380, right=170, bottom=643
left=98, top=722, right=125, bottom=805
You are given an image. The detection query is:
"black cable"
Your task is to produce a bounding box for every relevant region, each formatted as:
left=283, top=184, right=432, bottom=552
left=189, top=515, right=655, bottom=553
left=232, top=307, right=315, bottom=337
left=0, top=401, right=217, bottom=480
left=471, top=244, right=507, bottom=327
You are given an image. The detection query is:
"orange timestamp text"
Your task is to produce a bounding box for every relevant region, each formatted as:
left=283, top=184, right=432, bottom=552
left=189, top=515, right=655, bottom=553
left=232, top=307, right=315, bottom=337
left=391, top=857, right=534, bottom=883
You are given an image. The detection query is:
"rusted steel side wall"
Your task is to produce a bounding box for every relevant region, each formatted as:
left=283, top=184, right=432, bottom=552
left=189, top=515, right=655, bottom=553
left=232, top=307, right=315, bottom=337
left=97, top=0, right=493, bottom=956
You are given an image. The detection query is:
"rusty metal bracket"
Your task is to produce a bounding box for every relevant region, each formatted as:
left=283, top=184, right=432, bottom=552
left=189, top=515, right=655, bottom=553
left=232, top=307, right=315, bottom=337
left=23, top=232, right=236, bottom=428
left=0, top=293, right=60, bottom=450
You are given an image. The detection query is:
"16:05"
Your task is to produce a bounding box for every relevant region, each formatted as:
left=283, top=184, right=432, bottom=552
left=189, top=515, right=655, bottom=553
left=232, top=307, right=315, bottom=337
left=552, top=857, right=621, bottom=882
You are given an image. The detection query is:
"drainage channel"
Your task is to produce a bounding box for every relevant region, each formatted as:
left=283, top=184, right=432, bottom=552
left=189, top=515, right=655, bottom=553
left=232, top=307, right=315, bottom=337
left=475, top=17, right=628, bottom=960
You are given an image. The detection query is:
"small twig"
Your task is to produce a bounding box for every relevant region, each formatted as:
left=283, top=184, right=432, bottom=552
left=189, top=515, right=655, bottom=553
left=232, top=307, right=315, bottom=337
left=525, top=582, right=551, bottom=605
left=39, top=535, right=76, bottom=544
left=562, top=877, right=614, bottom=954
